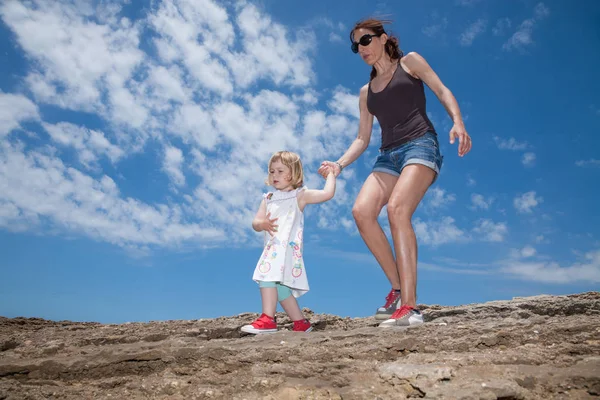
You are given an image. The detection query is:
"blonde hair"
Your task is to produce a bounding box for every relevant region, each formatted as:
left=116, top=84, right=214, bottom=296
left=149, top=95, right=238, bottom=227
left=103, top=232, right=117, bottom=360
left=265, top=151, right=304, bottom=189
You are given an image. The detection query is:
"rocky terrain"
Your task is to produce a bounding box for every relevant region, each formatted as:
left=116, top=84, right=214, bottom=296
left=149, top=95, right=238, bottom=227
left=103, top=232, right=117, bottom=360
left=0, top=292, right=598, bottom=399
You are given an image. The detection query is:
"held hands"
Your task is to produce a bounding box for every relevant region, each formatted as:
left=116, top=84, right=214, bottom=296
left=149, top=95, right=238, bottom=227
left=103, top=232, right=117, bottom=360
left=449, top=122, right=472, bottom=157
left=256, top=212, right=278, bottom=236
left=317, top=162, right=340, bottom=179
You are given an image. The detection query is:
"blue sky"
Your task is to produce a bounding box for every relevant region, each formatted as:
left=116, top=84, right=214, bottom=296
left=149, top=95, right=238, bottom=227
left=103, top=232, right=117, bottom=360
left=1, top=0, right=599, bottom=323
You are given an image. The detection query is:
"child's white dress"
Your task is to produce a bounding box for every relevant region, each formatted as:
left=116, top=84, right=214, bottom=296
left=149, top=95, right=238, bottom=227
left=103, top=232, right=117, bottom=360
left=252, top=187, right=309, bottom=298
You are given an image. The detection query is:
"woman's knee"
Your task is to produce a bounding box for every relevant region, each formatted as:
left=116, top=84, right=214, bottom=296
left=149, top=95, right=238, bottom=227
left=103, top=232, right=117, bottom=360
left=387, top=200, right=413, bottom=223
left=352, top=202, right=378, bottom=225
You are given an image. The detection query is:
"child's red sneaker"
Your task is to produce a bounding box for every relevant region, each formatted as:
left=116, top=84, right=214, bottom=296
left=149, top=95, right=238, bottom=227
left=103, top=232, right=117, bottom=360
left=241, top=313, right=277, bottom=334
left=292, top=319, right=313, bottom=332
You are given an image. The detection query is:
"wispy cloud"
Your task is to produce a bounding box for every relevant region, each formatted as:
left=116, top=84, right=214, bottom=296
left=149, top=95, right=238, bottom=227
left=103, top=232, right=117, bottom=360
left=494, top=136, right=528, bottom=151
left=0, top=92, right=40, bottom=137
left=514, top=191, right=543, bottom=214
left=414, top=216, right=468, bottom=246
left=503, top=2, right=550, bottom=52
left=163, top=145, right=185, bottom=187
left=0, top=0, right=362, bottom=252
left=467, top=175, right=477, bottom=187
left=460, top=19, right=487, bottom=46
left=42, top=122, right=124, bottom=170
left=425, top=187, right=457, bottom=210
left=329, top=32, right=343, bottom=43
left=455, top=0, right=483, bottom=6
left=575, top=159, right=600, bottom=168
left=422, top=13, right=448, bottom=38
left=522, top=152, right=536, bottom=167
left=492, top=18, right=512, bottom=36
left=0, top=141, right=225, bottom=249
left=502, top=249, right=600, bottom=284
left=473, top=219, right=508, bottom=242
left=470, top=193, right=493, bottom=210
left=428, top=247, right=600, bottom=284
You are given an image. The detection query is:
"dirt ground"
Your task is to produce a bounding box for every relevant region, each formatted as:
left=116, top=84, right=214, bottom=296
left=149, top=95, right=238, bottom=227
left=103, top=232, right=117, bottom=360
left=1, top=292, right=598, bottom=399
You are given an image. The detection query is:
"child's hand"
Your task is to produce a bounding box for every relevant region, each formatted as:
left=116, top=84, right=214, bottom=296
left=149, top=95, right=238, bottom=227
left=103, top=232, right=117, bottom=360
left=257, top=212, right=278, bottom=236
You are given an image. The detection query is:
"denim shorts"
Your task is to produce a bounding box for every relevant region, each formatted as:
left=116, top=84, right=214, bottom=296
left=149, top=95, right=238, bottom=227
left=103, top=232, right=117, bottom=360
left=373, top=131, right=443, bottom=182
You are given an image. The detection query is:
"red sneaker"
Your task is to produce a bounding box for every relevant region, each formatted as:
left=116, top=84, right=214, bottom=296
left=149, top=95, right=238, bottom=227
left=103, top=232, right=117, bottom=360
left=241, top=313, right=277, bottom=334
left=379, top=305, right=424, bottom=327
left=375, top=289, right=402, bottom=320
left=292, top=319, right=313, bottom=332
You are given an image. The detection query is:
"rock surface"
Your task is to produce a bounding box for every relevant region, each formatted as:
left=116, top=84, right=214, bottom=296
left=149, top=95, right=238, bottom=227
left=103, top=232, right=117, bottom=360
left=1, top=292, right=599, bottom=399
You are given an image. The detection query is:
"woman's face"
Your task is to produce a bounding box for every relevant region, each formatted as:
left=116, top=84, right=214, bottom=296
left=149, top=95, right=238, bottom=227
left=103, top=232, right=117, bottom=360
left=352, top=28, right=386, bottom=66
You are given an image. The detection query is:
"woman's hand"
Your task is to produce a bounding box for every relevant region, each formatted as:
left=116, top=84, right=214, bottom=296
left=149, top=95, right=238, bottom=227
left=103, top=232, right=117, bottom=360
left=449, top=122, right=472, bottom=157
left=318, top=161, right=341, bottom=178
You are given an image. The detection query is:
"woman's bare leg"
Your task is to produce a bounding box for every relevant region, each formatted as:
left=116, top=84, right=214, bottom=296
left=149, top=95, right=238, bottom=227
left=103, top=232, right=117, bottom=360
left=352, top=172, right=400, bottom=287
left=386, top=164, right=436, bottom=307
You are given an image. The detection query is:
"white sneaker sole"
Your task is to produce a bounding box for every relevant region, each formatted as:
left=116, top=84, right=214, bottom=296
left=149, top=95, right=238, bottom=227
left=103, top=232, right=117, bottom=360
left=240, top=325, right=278, bottom=334
left=375, top=312, right=394, bottom=320
left=379, top=315, right=424, bottom=328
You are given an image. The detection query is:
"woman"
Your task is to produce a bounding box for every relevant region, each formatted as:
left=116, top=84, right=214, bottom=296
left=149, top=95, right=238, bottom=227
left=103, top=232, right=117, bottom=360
left=318, top=18, right=472, bottom=327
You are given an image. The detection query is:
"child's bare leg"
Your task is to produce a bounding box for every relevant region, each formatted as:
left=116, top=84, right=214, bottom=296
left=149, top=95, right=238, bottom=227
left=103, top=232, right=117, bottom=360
left=260, top=287, right=278, bottom=317
left=279, top=292, right=304, bottom=321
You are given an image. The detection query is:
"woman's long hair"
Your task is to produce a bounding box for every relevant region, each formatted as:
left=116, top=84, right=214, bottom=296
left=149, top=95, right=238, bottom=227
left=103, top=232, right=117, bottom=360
left=350, top=18, right=404, bottom=81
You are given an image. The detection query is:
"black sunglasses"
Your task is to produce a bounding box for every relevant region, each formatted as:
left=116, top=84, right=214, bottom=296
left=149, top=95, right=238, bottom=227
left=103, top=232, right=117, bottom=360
left=351, top=33, right=381, bottom=53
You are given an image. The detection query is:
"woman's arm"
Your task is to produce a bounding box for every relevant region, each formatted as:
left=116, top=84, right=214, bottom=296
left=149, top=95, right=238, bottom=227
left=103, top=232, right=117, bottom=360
left=318, top=85, right=374, bottom=177
left=402, top=52, right=472, bottom=157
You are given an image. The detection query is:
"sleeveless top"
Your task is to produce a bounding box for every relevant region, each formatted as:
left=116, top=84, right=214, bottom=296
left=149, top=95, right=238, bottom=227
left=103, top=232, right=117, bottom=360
left=367, top=60, right=436, bottom=150
left=252, top=187, right=309, bottom=298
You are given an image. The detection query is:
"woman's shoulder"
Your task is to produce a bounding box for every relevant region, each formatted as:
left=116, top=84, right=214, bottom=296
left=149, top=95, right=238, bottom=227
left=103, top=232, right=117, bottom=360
left=400, top=52, right=425, bottom=79
left=359, top=83, right=369, bottom=99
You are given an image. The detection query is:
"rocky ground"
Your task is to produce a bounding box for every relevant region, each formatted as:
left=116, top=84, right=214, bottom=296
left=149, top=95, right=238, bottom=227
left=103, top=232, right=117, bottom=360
left=0, top=292, right=599, bottom=399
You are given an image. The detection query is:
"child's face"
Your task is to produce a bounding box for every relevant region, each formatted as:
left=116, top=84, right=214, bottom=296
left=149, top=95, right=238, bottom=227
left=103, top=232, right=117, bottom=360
left=269, top=160, right=293, bottom=190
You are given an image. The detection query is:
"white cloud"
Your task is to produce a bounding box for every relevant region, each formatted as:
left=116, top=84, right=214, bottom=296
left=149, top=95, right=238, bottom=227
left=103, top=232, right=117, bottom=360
left=511, top=245, right=537, bottom=258
left=535, top=235, right=546, bottom=244
left=494, top=136, right=528, bottom=151
left=414, top=217, right=467, bottom=246
left=224, top=3, right=314, bottom=88
left=327, top=87, right=359, bottom=119
left=492, top=18, right=512, bottom=36
left=163, top=145, right=186, bottom=187
left=0, top=92, right=40, bottom=137
left=522, top=152, right=536, bottom=167
left=520, top=245, right=537, bottom=257
left=534, top=3, right=550, bottom=19
left=422, top=15, right=448, bottom=38
left=426, top=187, right=456, bottom=209
left=514, top=191, right=543, bottom=214
left=329, top=32, right=343, bottom=43
left=456, top=0, right=482, bottom=5
left=470, top=193, right=493, bottom=210
left=575, top=159, right=600, bottom=168
left=472, top=219, right=507, bottom=242
left=460, top=19, right=487, bottom=46
left=502, top=249, right=600, bottom=284
left=503, top=2, right=549, bottom=52
left=42, top=122, right=124, bottom=169
left=467, top=175, right=477, bottom=187
left=1, top=0, right=146, bottom=125
left=0, top=0, right=368, bottom=253
left=0, top=141, right=225, bottom=249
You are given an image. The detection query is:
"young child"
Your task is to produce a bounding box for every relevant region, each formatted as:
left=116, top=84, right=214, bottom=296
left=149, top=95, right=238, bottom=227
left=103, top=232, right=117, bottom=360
left=241, top=151, right=336, bottom=334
